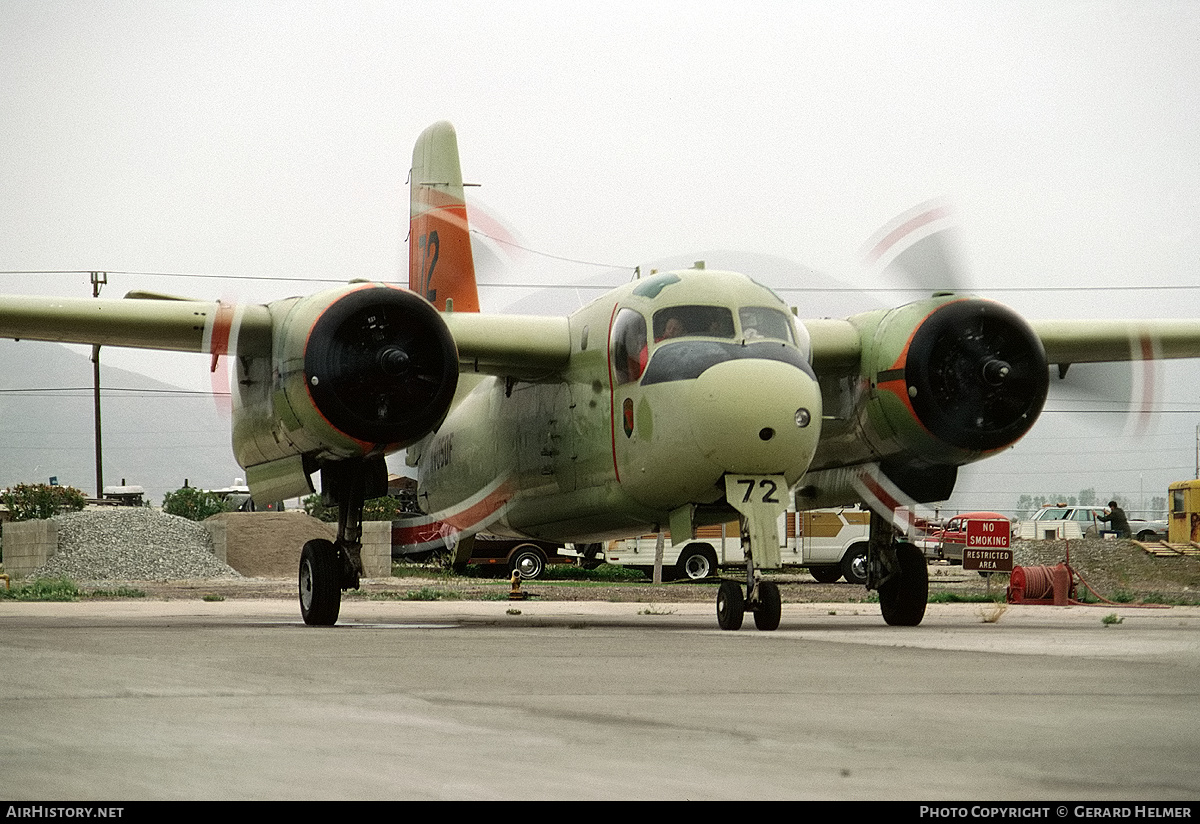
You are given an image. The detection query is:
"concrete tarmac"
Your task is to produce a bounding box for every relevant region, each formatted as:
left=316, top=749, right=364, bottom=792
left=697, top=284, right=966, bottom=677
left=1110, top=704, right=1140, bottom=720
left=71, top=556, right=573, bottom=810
left=1, top=597, right=1198, bottom=801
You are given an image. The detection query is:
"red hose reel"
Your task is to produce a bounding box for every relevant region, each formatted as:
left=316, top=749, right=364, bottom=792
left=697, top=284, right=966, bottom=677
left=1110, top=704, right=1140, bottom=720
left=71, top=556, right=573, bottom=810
left=1007, top=564, right=1076, bottom=605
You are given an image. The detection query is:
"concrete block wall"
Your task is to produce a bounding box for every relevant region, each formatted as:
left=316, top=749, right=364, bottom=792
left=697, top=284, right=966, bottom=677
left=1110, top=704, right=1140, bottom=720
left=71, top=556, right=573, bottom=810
left=361, top=520, right=391, bottom=578
left=203, top=518, right=228, bottom=565
left=1, top=520, right=58, bottom=579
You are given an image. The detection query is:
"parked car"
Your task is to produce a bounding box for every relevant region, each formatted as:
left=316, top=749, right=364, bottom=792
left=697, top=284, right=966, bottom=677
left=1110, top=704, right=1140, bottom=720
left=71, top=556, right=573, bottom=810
left=466, top=534, right=572, bottom=579
left=1018, top=505, right=1167, bottom=541
left=923, top=511, right=1013, bottom=563
left=391, top=525, right=570, bottom=579
left=1085, top=517, right=1168, bottom=542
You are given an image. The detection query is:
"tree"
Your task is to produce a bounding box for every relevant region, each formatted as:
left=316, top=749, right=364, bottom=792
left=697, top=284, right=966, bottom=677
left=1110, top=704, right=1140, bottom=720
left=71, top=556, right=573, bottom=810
left=1, top=483, right=86, bottom=521
left=162, top=486, right=229, bottom=521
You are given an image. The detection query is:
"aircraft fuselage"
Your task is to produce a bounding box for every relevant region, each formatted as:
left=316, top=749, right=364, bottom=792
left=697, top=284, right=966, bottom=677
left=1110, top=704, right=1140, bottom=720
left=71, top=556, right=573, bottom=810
left=413, top=268, right=824, bottom=543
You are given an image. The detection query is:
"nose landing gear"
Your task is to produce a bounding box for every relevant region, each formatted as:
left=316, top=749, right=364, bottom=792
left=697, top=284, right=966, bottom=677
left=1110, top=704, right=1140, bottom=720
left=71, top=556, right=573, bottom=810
left=715, top=563, right=783, bottom=631
left=714, top=474, right=787, bottom=631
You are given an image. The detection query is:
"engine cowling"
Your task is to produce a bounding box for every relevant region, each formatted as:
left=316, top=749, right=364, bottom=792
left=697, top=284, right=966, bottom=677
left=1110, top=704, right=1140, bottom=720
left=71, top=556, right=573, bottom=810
left=859, top=295, right=1049, bottom=466
left=299, top=285, right=459, bottom=448
left=233, top=284, right=459, bottom=483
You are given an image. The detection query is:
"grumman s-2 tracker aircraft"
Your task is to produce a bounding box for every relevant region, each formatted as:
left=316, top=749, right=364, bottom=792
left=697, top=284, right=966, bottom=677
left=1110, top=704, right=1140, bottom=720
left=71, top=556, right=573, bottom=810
left=4, top=121, right=1200, bottom=629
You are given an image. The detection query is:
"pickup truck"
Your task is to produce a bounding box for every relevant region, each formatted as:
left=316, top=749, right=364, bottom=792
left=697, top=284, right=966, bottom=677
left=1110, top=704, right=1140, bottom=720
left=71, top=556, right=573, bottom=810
left=1017, top=505, right=1167, bottom=541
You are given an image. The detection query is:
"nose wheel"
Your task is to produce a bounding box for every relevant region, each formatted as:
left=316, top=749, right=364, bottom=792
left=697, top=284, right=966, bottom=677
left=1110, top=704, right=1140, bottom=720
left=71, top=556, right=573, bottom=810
left=715, top=578, right=781, bottom=631
left=715, top=474, right=789, bottom=631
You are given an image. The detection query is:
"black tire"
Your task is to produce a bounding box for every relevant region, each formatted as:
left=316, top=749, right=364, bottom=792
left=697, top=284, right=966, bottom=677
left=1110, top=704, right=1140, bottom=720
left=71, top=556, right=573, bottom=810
left=716, top=580, right=745, bottom=630
left=878, top=543, right=928, bottom=627
left=753, top=581, right=782, bottom=631
left=841, top=544, right=868, bottom=585
left=299, top=539, right=341, bottom=626
left=508, top=545, right=547, bottom=579
left=1136, top=530, right=1156, bottom=542
left=676, top=544, right=719, bottom=581
left=809, top=565, right=842, bottom=583
left=579, top=543, right=604, bottom=570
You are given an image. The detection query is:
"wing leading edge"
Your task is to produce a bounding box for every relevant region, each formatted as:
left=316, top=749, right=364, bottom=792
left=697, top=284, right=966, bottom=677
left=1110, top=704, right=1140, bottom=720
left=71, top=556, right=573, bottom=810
left=0, top=293, right=273, bottom=358
left=804, top=314, right=1200, bottom=377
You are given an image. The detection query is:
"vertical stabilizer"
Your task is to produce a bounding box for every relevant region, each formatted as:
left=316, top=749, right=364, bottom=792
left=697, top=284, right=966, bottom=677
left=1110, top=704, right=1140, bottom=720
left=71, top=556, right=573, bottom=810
left=409, top=121, right=480, bottom=313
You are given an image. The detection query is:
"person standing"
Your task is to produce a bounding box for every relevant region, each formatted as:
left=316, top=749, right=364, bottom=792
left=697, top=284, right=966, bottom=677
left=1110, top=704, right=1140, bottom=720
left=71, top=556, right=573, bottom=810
left=1098, top=500, right=1131, bottom=539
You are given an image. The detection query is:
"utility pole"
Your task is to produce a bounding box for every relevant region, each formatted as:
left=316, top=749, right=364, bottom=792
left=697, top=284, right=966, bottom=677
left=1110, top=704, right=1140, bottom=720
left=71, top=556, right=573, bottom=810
left=91, top=271, right=106, bottom=499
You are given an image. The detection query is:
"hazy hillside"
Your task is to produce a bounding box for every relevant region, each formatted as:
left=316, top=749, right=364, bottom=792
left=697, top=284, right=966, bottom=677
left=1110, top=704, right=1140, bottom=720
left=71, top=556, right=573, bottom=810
left=0, top=338, right=244, bottom=503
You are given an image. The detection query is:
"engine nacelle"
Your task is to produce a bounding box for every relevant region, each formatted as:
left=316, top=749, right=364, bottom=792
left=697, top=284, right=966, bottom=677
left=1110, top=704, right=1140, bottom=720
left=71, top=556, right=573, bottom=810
left=857, top=295, right=1049, bottom=467
left=232, top=284, right=458, bottom=500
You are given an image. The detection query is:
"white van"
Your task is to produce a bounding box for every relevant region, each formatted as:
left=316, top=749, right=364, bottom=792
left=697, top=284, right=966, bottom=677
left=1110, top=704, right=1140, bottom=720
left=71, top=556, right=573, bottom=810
left=603, top=506, right=871, bottom=584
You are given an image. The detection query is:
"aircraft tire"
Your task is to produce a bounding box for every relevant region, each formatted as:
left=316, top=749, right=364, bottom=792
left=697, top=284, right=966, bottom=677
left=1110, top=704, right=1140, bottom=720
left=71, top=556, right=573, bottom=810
left=753, top=581, right=782, bottom=631
left=879, top=543, right=928, bottom=627
left=676, top=544, right=718, bottom=581
left=808, top=564, right=842, bottom=583
left=841, top=544, right=868, bottom=585
left=716, top=580, right=745, bottom=631
left=299, top=539, right=341, bottom=626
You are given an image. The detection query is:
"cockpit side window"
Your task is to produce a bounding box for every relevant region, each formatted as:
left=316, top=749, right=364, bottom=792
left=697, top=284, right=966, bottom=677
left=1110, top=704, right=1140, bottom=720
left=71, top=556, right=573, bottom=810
left=610, top=308, right=648, bottom=385
left=739, top=307, right=795, bottom=344
left=652, top=306, right=736, bottom=342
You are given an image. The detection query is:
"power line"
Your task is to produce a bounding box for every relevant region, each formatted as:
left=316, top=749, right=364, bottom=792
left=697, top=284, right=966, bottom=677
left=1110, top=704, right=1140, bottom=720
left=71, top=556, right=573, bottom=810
left=470, top=229, right=638, bottom=271
left=0, top=387, right=229, bottom=397
left=4, top=269, right=1200, bottom=294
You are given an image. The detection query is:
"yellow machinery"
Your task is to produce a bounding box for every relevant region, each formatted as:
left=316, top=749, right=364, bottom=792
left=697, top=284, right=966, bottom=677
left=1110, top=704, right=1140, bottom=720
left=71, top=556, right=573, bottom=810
left=1167, top=479, right=1200, bottom=543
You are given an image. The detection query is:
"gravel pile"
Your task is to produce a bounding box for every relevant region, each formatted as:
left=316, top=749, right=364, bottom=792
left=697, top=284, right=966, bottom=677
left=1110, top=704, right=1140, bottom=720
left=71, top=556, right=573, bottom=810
left=31, top=508, right=242, bottom=582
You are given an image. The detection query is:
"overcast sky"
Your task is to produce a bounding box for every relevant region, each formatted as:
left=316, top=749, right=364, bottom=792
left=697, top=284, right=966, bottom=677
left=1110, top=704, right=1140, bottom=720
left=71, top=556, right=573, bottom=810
left=2, top=1, right=1199, bottom=510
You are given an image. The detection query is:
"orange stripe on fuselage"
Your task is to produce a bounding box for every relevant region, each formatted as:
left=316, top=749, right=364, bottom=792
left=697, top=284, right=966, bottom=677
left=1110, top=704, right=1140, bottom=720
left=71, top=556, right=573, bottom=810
left=392, top=479, right=516, bottom=547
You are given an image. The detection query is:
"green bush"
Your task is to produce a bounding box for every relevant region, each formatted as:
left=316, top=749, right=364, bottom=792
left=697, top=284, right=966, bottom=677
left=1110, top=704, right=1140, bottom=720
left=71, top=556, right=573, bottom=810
left=1, top=483, right=86, bottom=522
left=303, top=493, right=411, bottom=522
left=162, top=486, right=229, bottom=521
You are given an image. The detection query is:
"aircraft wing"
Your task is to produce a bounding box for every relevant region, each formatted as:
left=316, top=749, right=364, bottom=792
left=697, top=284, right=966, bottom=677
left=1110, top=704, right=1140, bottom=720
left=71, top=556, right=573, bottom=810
left=0, top=293, right=273, bottom=357
left=443, top=312, right=572, bottom=376
left=803, top=318, right=862, bottom=373
left=804, top=315, right=1200, bottom=375
left=1029, top=318, right=1200, bottom=364
left=0, top=291, right=572, bottom=378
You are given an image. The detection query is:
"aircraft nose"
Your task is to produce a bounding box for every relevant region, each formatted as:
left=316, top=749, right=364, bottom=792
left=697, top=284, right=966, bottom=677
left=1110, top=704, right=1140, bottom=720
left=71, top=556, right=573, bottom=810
left=688, top=358, right=822, bottom=480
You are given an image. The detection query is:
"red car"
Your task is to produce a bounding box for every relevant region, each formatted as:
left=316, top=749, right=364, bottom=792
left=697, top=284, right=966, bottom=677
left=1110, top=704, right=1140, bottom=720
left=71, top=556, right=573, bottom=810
left=923, top=511, right=1013, bottom=563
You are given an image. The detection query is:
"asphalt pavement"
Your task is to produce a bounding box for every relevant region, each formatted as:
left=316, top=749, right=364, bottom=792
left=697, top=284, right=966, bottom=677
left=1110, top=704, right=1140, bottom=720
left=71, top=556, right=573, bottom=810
left=1, top=598, right=1198, bottom=801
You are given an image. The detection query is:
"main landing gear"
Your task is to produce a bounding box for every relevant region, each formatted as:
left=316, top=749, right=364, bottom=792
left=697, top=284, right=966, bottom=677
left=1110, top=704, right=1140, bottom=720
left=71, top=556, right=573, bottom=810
left=867, top=510, right=928, bottom=627
left=299, top=458, right=382, bottom=626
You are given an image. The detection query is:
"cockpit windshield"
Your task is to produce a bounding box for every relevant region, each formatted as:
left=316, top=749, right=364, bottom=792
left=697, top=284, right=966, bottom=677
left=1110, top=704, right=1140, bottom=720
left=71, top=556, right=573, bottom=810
left=738, top=307, right=795, bottom=344
left=652, top=306, right=735, bottom=341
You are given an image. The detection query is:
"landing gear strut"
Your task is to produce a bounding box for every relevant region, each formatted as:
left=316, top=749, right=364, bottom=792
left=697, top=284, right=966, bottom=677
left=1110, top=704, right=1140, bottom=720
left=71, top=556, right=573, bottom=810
left=714, top=474, right=787, bottom=631
left=298, top=458, right=384, bottom=626
left=867, top=510, right=928, bottom=626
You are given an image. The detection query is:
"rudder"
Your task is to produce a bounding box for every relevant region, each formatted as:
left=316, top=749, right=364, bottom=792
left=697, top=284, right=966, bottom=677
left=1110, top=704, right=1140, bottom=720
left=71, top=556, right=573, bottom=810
left=409, top=121, right=480, bottom=313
